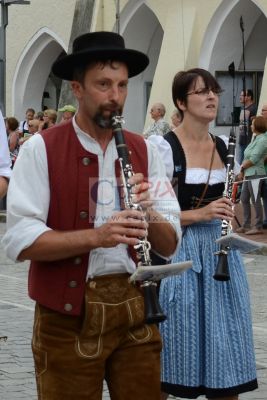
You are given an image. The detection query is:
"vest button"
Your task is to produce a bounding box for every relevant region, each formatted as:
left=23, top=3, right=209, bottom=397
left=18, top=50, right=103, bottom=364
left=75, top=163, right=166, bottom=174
left=82, top=157, right=90, bottom=166
left=69, top=280, right=77, bottom=288
left=64, top=303, right=73, bottom=312
left=74, top=257, right=82, bottom=265
left=79, top=211, right=88, bottom=219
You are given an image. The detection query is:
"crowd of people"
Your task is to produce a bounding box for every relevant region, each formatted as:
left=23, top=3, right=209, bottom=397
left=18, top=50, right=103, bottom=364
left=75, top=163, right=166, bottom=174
left=4, top=105, right=77, bottom=168
left=0, top=30, right=266, bottom=400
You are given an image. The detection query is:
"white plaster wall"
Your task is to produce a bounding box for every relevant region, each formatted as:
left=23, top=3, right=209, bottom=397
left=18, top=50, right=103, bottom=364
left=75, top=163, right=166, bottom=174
left=245, top=14, right=267, bottom=70
left=4, top=0, right=267, bottom=132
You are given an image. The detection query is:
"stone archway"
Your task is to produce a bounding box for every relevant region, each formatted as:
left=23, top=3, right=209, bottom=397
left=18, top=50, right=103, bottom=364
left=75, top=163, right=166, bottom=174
left=200, top=0, right=265, bottom=73
left=199, top=0, right=267, bottom=134
left=117, top=0, right=163, bottom=133
left=12, top=27, right=67, bottom=120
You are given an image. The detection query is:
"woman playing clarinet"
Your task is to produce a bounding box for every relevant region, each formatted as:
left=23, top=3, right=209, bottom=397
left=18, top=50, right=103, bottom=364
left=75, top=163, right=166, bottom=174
left=154, top=68, right=258, bottom=400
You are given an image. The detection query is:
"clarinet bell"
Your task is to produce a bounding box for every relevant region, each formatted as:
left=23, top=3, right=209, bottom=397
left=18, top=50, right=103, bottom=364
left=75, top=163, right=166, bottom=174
left=213, top=252, right=230, bottom=281
left=142, top=282, right=167, bottom=324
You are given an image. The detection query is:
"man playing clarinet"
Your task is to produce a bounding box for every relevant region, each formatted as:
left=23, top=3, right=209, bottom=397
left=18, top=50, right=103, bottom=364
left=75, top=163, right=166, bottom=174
left=2, top=31, right=181, bottom=400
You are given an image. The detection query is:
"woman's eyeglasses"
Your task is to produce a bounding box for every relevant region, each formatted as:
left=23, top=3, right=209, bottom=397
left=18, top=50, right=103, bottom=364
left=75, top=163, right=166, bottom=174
left=186, top=88, right=223, bottom=97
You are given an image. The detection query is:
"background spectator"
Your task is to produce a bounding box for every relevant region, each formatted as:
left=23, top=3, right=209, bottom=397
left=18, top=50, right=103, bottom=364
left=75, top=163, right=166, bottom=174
left=42, top=109, right=57, bottom=130
left=0, top=110, right=11, bottom=199
left=237, top=89, right=257, bottom=164
left=5, top=117, right=19, bottom=167
left=144, top=102, right=170, bottom=138
left=19, top=119, right=40, bottom=146
left=18, top=108, right=35, bottom=137
left=170, top=108, right=182, bottom=130
left=236, top=115, right=267, bottom=235
left=260, top=103, right=267, bottom=228
left=58, top=104, right=76, bottom=123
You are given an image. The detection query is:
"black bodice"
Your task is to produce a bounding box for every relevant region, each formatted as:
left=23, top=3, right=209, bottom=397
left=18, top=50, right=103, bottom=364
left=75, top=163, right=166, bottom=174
left=173, top=181, right=225, bottom=210
left=164, top=131, right=227, bottom=211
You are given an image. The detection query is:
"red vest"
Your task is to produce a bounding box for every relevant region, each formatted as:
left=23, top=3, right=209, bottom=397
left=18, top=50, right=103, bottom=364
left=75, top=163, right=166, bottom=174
left=28, top=121, right=148, bottom=315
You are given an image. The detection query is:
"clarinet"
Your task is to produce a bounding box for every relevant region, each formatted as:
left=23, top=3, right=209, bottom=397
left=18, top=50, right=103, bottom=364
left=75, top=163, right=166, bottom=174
left=111, top=113, right=166, bottom=324
left=213, top=129, right=236, bottom=281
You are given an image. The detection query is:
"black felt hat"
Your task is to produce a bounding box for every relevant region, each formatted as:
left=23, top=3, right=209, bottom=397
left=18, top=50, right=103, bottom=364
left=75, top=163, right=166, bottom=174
left=52, top=31, right=149, bottom=81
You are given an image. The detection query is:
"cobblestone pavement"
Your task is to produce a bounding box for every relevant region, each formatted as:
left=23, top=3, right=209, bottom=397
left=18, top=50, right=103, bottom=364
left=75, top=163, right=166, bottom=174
left=0, top=222, right=266, bottom=399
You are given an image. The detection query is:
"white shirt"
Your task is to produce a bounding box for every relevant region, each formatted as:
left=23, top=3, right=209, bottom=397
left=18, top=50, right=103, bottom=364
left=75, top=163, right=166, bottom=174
left=149, top=134, right=240, bottom=183
left=18, top=119, right=28, bottom=133
left=2, top=118, right=181, bottom=278
left=144, top=118, right=170, bottom=138
left=0, top=110, right=11, bottom=178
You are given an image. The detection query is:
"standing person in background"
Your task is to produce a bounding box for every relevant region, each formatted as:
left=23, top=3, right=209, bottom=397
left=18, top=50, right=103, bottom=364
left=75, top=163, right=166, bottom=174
left=0, top=110, right=11, bottom=199
left=18, top=108, right=35, bottom=137
left=34, top=111, right=44, bottom=132
left=42, top=108, right=57, bottom=130
left=156, top=68, right=257, bottom=400
left=28, top=119, right=41, bottom=134
left=148, top=107, right=182, bottom=181
left=170, top=108, right=182, bottom=130
left=260, top=103, right=267, bottom=228
left=2, top=31, right=180, bottom=400
left=5, top=117, right=20, bottom=168
left=19, top=119, right=40, bottom=146
left=236, top=116, right=267, bottom=235
left=144, top=102, right=171, bottom=138
left=35, top=111, right=44, bottom=123
left=237, top=89, right=257, bottom=164
left=35, top=111, right=44, bottom=121
left=58, top=104, right=76, bottom=123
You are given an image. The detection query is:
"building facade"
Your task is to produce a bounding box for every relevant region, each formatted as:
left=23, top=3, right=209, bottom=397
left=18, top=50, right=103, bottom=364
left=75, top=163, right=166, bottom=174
left=2, top=0, right=267, bottom=135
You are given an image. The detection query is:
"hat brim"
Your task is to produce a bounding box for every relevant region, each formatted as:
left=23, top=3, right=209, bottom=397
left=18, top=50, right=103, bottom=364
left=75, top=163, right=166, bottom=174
left=52, top=49, right=149, bottom=81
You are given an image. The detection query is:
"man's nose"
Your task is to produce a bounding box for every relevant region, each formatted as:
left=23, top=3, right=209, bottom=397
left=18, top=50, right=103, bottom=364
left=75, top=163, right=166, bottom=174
left=109, top=86, right=120, bottom=101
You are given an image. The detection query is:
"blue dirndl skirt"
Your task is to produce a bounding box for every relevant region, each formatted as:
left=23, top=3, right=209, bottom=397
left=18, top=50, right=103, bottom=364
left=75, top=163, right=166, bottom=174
left=159, top=220, right=258, bottom=398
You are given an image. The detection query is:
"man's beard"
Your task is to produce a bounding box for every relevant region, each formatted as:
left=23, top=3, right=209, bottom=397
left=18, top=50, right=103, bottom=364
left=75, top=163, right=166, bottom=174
left=93, top=106, right=123, bottom=129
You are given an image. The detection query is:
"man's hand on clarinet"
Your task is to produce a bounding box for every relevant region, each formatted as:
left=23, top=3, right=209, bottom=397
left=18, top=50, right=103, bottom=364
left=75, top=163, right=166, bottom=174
left=95, top=209, right=148, bottom=248
left=128, top=173, right=153, bottom=210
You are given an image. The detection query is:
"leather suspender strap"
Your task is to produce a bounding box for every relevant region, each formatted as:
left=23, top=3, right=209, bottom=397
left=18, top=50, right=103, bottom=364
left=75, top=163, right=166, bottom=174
left=194, top=135, right=216, bottom=209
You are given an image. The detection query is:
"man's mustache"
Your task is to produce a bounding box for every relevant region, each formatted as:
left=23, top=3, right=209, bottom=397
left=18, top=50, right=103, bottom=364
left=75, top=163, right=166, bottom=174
left=100, top=104, right=122, bottom=115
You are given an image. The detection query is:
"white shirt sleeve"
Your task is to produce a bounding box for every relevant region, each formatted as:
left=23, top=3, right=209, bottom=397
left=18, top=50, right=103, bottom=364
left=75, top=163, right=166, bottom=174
left=0, top=110, right=11, bottom=178
left=145, top=139, right=181, bottom=259
left=2, top=134, right=51, bottom=261
left=2, top=132, right=182, bottom=262
left=147, top=135, right=174, bottom=181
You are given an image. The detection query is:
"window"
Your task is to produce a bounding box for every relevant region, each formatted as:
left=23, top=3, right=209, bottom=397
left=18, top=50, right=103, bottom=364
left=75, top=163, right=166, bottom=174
left=215, top=70, right=263, bottom=126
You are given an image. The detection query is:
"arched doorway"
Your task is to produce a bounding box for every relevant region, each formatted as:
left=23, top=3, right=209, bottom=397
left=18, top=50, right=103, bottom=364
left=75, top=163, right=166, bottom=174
left=13, top=27, right=67, bottom=120
left=200, top=0, right=267, bottom=135
left=119, top=0, right=163, bottom=133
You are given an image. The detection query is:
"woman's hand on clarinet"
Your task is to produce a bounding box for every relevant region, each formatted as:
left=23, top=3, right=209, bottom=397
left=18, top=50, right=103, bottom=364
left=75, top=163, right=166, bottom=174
left=129, top=173, right=154, bottom=210
left=94, top=209, right=148, bottom=248
left=198, top=197, right=234, bottom=222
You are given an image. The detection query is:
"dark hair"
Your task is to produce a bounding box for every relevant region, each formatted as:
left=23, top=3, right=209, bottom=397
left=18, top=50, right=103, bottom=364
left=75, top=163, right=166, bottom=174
left=36, top=111, right=44, bottom=120
left=6, top=116, right=19, bottom=131
left=252, top=115, right=266, bottom=133
left=246, top=89, right=254, bottom=100
left=172, top=68, right=222, bottom=120
left=26, top=108, right=35, bottom=115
